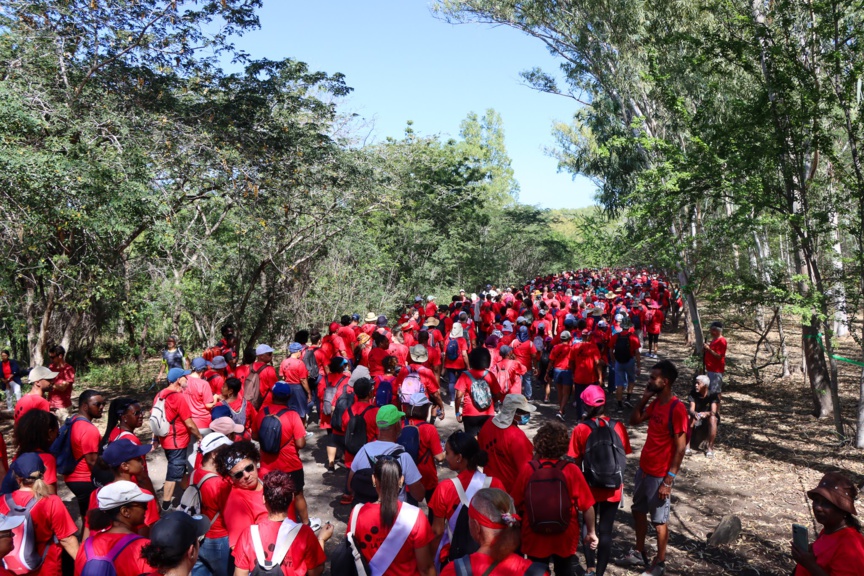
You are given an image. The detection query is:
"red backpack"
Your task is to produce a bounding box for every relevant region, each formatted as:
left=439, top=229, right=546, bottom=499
left=524, top=460, right=571, bottom=534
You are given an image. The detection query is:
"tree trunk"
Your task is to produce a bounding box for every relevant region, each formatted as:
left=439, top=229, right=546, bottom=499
left=776, top=308, right=791, bottom=378
left=677, top=269, right=704, bottom=357
left=830, top=212, right=849, bottom=337
left=24, top=283, right=39, bottom=366
left=34, top=281, right=56, bottom=366
left=60, top=312, right=82, bottom=354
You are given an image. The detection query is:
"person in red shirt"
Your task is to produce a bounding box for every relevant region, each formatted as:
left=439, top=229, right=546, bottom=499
left=337, top=314, right=359, bottom=353
left=320, top=323, right=348, bottom=367
left=47, top=345, right=74, bottom=421
left=0, top=350, right=22, bottom=412
left=187, top=432, right=234, bottom=576
left=346, top=458, right=435, bottom=576
left=455, top=348, right=498, bottom=438
left=393, top=346, right=445, bottom=419
left=9, top=409, right=58, bottom=495
left=140, top=512, right=210, bottom=576
left=368, top=332, right=391, bottom=377
left=204, top=356, right=229, bottom=396
left=495, top=346, right=526, bottom=397
left=389, top=328, right=411, bottom=367
left=341, top=378, right=379, bottom=468
left=64, top=389, right=105, bottom=520
left=185, top=358, right=215, bottom=432
left=792, top=472, right=864, bottom=576
left=250, top=345, right=279, bottom=410
left=444, top=323, right=471, bottom=404
left=609, top=318, right=642, bottom=411
left=353, top=332, right=372, bottom=368
left=511, top=421, right=597, bottom=576
left=402, top=393, right=445, bottom=499
left=279, top=343, right=312, bottom=422
left=218, top=377, right=255, bottom=440
left=318, top=359, right=352, bottom=471
left=546, top=330, right=574, bottom=420
left=232, top=347, right=257, bottom=387
left=214, top=440, right=269, bottom=549
left=252, top=382, right=314, bottom=528
left=644, top=303, right=665, bottom=358
left=439, top=488, right=550, bottom=576
left=568, top=385, right=633, bottom=576
left=233, top=470, right=331, bottom=576
left=704, top=321, right=727, bottom=400
left=477, top=394, right=535, bottom=496
left=154, top=368, right=202, bottom=512
left=425, top=295, right=438, bottom=319
left=15, top=365, right=55, bottom=424
left=616, top=360, right=687, bottom=575
left=1, top=453, right=79, bottom=576
left=511, top=326, right=538, bottom=401
left=569, top=336, right=604, bottom=421
left=418, top=330, right=442, bottom=384
left=76, top=480, right=154, bottom=576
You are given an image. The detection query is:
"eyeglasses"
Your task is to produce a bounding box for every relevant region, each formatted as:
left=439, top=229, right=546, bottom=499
left=232, top=463, right=256, bottom=479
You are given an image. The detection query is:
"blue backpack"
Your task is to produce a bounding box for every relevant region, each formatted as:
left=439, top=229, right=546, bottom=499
left=397, top=423, right=433, bottom=465
left=258, top=408, right=288, bottom=454
left=51, top=415, right=86, bottom=475
left=446, top=339, right=460, bottom=361
left=375, top=377, right=394, bottom=407
left=80, top=533, right=142, bottom=576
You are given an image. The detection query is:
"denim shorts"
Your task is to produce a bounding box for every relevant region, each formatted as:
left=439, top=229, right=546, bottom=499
left=165, top=448, right=189, bottom=482
left=553, top=368, right=573, bottom=386
left=632, top=468, right=671, bottom=524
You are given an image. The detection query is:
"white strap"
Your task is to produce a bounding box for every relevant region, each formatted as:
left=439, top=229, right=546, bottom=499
left=444, top=472, right=490, bottom=543
left=251, top=520, right=302, bottom=569
left=347, top=504, right=368, bottom=576
left=368, top=504, right=420, bottom=576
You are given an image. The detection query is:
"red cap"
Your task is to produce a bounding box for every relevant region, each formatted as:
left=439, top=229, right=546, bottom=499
left=329, top=322, right=340, bottom=333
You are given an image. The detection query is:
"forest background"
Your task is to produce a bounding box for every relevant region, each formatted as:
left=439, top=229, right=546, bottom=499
left=4, top=0, right=864, bottom=448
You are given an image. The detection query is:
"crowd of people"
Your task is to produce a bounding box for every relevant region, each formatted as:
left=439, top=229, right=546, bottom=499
left=0, top=269, right=859, bottom=576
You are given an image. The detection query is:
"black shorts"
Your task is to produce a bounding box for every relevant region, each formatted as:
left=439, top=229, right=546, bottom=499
left=327, top=432, right=346, bottom=450
left=647, top=333, right=659, bottom=345
left=287, top=468, right=305, bottom=492
left=165, top=448, right=189, bottom=482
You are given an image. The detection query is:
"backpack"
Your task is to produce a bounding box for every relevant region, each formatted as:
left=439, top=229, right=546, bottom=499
left=244, top=364, right=269, bottom=410
left=330, top=505, right=371, bottom=576
left=613, top=334, right=633, bottom=364
left=331, top=390, right=355, bottom=434
left=178, top=472, right=220, bottom=517
left=350, top=447, right=405, bottom=504
left=2, top=494, right=48, bottom=573
left=249, top=521, right=302, bottom=576
left=493, top=362, right=512, bottom=395
left=224, top=398, right=247, bottom=426
left=581, top=419, right=627, bottom=489
left=51, top=415, right=86, bottom=475
left=323, top=376, right=347, bottom=416
left=302, top=348, right=320, bottom=382
left=645, top=310, right=655, bottom=327
left=396, top=423, right=433, bottom=464
left=398, top=368, right=425, bottom=404
left=452, top=556, right=548, bottom=576
left=344, top=405, right=375, bottom=456
left=80, top=533, right=143, bottom=576
left=524, top=460, right=571, bottom=534
left=445, top=339, right=460, bottom=361
left=630, top=309, right=642, bottom=330
left=447, top=475, right=492, bottom=561
left=463, top=370, right=492, bottom=411
left=375, top=376, right=394, bottom=407
left=258, top=408, right=289, bottom=454
left=202, top=346, right=222, bottom=362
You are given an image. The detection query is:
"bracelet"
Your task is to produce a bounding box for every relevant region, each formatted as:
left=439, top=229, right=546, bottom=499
left=662, top=482, right=673, bottom=488
left=666, top=471, right=677, bottom=478
left=455, top=412, right=462, bottom=417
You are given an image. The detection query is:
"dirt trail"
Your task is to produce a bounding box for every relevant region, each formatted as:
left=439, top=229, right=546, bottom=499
left=10, top=319, right=862, bottom=575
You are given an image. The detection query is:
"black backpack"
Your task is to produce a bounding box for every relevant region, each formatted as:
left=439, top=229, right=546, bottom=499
left=350, top=447, right=405, bottom=504
left=613, top=333, right=633, bottom=364
left=581, top=419, right=627, bottom=489
left=302, top=348, right=320, bottom=382
left=258, top=408, right=289, bottom=454
left=331, top=390, right=355, bottom=434
left=344, top=405, right=375, bottom=456
left=448, top=504, right=479, bottom=561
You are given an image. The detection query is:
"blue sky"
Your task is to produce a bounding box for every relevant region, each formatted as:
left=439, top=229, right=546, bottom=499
left=228, top=1, right=597, bottom=209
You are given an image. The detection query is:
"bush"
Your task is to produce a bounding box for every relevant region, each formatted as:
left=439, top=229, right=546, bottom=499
left=79, top=361, right=154, bottom=394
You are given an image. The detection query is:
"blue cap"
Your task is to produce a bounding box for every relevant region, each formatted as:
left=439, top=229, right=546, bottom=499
left=351, top=313, right=360, bottom=322
left=102, top=438, right=152, bottom=467
left=167, top=367, right=191, bottom=383
left=289, top=342, right=303, bottom=354
left=211, top=404, right=232, bottom=420
left=272, top=381, right=292, bottom=397
left=11, top=453, right=45, bottom=478
left=191, top=357, right=208, bottom=372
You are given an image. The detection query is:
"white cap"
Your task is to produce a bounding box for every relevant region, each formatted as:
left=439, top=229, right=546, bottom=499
left=0, top=514, right=24, bottom=531
left=97, top=480, right=154, bottom=510
left=200, top=432, right=233, bottom=455
left=255, top=344, right=274, bottom=355
left=427, top=295, right=435, bottom=302
left=28, top=366, right=58, bottom=382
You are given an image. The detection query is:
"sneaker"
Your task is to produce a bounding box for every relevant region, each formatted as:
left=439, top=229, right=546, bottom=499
left=305, top=431, right=314, bottom=438
left=615, top=549, right=648, bottom=568
left=685, top=447, right=692, bottom=456
left=585, top=571, right=596, bottom=576
left=623, top=400, right=633, bottom=408
left=640, top=561, right=666, bottom=576
left=706, top=450, right=715, bottom=458
left=307, top=517, right=322, bottom=532
left=555, top=412, right=565, bottom=422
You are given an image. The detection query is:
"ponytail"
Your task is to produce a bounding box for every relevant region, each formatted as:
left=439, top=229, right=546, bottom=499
left=17, top=473, right=50, bottom=500
left=101, top=397, right=136, bottom=448
left=374, top=458, right=402, bottom=528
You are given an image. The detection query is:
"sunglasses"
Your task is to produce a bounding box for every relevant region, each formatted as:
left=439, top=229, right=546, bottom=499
left=232, top=463, right=256, bottom=479
left=130, top=410, right=143, bottom=416
left=93, top=402, right=106, bottom=408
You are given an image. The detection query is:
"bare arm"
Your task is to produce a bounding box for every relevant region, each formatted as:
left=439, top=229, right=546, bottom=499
left=295, top=436, right=307, bottom=450
left=407, top=480, right=425, bottom=503
left=630, top=392, right=654, bottom=426
left=59, top=535, right=79, bottom=559
left=234, top=569, right=250, bottom=576
left=184, top=418, right=202, bottom=442
left=414, top=542, right=436, bottom=576
left=84, top=452, right=98, bottom=470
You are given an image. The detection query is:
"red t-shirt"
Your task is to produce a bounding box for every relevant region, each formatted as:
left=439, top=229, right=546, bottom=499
left=705, top=336, right=727, bottom=373
left=511, top=459, right=596, bottom=558
left=569, top=342, right=602, bottom=385
left=423, top=344, right=442, bottom=369
left=251, top=362, right=279, bottom=409
left=234, top=364, right=251, bottom=385
left=254, top=407, right=306, bottom=475
left=567, top=417, right=633, bottom=502
left=86, top=486, right=160, bottom=528
left=477, top=420, right=534, bottom=496
left=14, top=394, right=49, bottom=424
left=347, top=502, right=434, bottom=576
left=393, top=364, right=439, bottom=397
left=153, top=389, right=192, bottom=449
left=455, top=370, right=496, bottom=417
left=74, top=532, right=152, bottom=576
left=639, top=397, right=689, bottom=477
left=191, top=468, right=232, bottom=538
left=47, top=362, right=74, bottom=410
left=0, top=492, right=77, bottom=576
left=443, top=338, right=469, bottom=370
left=388, top=342, right=410, bottom=367
left=66, top=417, right=100, bottom=482
left=511, top=340, right=536, bottom=371
left=404, top=419, right=444, bottom=492
left=224, top=485, right=268, bottom=548
left=608, top=331, right=640, bottom=362
left=645, top=309, right=665, bottom=335
left=225, top=396, right=256, bottom=438
left=549, top=342, right=572, bottom=371
left=279, top=357, right=308, bottom=384
left=184, top=376, right=214, bottom=430
left=429, top=471, right=505, bottom=561
left=793, top=526, right=864, bottom=576
left=233, top=519, right=326, bottom=575
left=317, top=373, right=350, bottom=431
left=440, top=553, right=547, bottom=576
left=342, top=399, right=379, bottom=467
left=337, top=326, right=358, bottom=351
left=494, top=359, right=525, bottom=396
left=368, top=347, right=390, bottom=377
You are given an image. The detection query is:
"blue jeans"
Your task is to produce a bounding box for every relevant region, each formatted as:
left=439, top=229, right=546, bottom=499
left=193, top=536, right=231, bottom=576
left=572, top=384, right=589, bottom=419
left=447, top=369, right=460, bottom=401
left=615, top=358, right=637, bottom=389
left=522, top=371, right=534, bottom=400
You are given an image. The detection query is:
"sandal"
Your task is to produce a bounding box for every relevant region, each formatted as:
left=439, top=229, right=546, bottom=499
left=339, top=493, right=353, bottom=505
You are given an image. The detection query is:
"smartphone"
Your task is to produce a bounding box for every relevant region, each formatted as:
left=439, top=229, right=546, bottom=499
left=792, top=523, right=809, bottom=551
